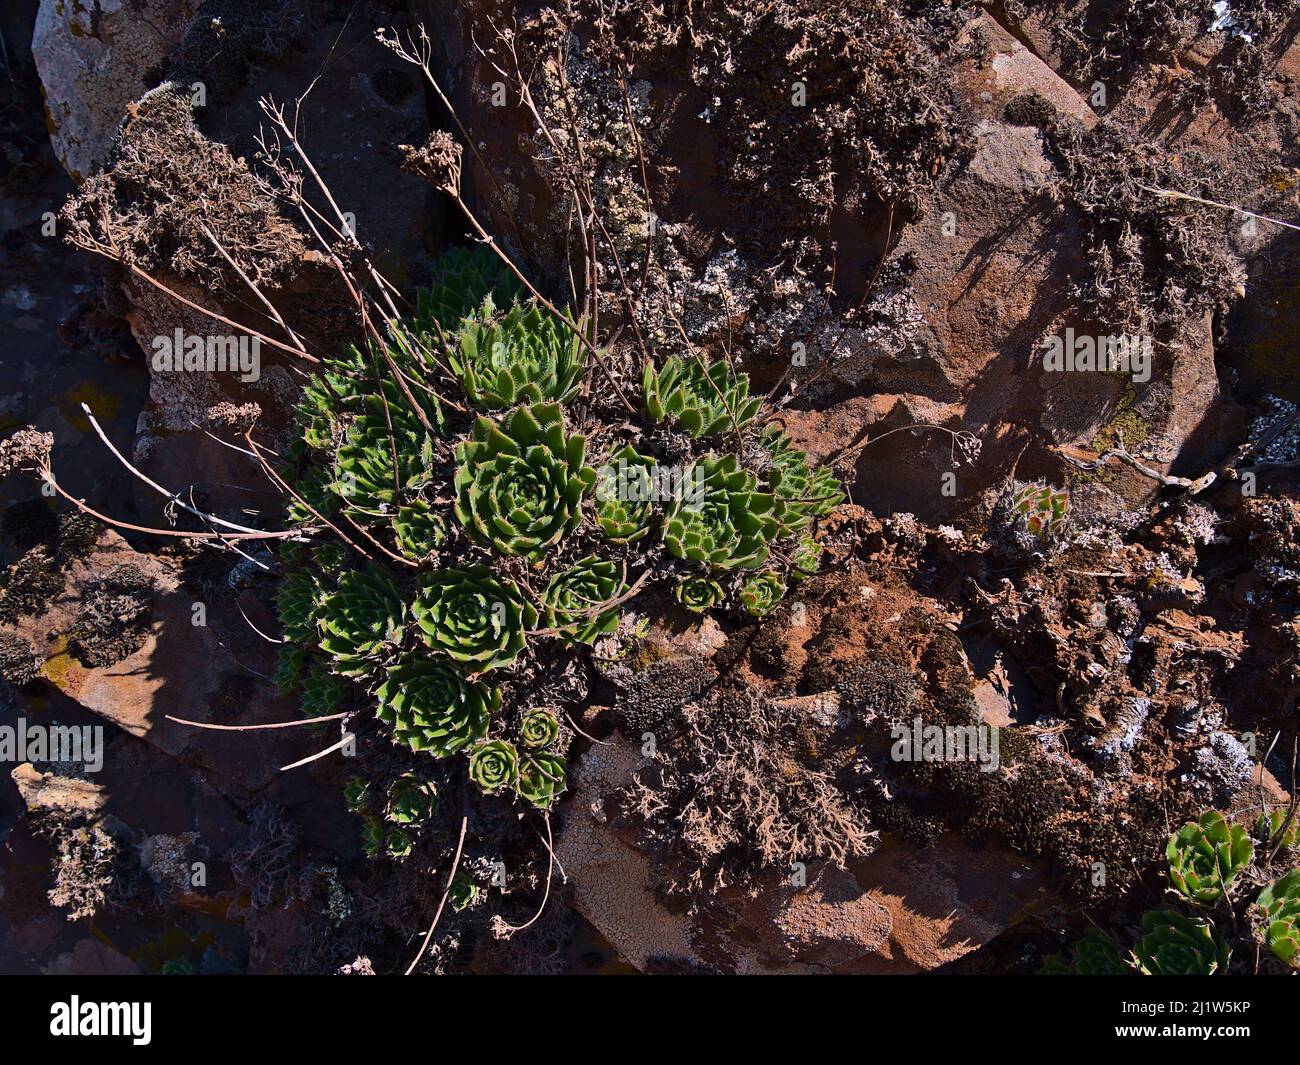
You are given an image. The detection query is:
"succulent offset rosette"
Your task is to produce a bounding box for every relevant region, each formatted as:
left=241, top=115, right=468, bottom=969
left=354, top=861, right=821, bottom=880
left=301, top=662, right=346, bottom=717
left=450, top=300, right=585, bottom=409
left=541, top=556, right=629, bottom=645
left=760, top=425, right=844, bottom=536
left=740, top=570, right=785, bottom=617
left=409, top=243, right=523, bottom=334
left=1166, top=811, right=1254, bottom=904
left=469, top=739, right=519, bottom=794
left=663, top=454, right=778, bottom=570
left=1041, top=928, right=1132, bottom=976
left=333, top=404, right=437, bottom=515
left=376, top=656, right=498, bottom=756
left=413, top=566, right=536, bottom=672
left=1010, top=480, right=1069, bottom=540
left=1067, top=929, right=1131, bottom=975
left=517, top=753, right=568, bottom=810
left=453, top=402, right=595, bottom=562
left=674, top=574, right=724, bottom=613
left=316, top=568, right=407, bottom=676
left=392, top=499, right=446, bottom=560
left=790, top=536, right=823, bottom=581
left=276, top=570, right=319, bottom=643
left=1256, top=870, right=1300, bottom=968
left=594, top=445, right=657, bottom=542
left=643, top=355, right=762, bottom=438
left=386, top=773, right=438, bottom=826
left=519, top=708, right=561, bottom=749
left=1132, top=909, right=1230, bottom=975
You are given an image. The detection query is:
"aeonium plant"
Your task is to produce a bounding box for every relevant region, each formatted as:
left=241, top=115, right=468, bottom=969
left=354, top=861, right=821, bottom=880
left=1040, top=807, right=1300, bottom=975
left=275, top=242, right=845, bottom=827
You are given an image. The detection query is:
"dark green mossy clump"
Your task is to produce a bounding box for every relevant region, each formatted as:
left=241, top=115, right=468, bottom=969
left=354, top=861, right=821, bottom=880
left=56, top=512, right=103, bottom=560
left=606, top=650, right=719, bottom=739
left=0, top=547, right=65, bottom=623
left=1003, top=90, right=1057, bottom=129
left=68, top=564, right=154, bottom=668
left=528, top=0, right=975, bottom=277
left=1041, top=0, right=1292, bottom=119
left=1044, top=119, right=1242, bottom=341
left=0, top=631, right=42, bottom=686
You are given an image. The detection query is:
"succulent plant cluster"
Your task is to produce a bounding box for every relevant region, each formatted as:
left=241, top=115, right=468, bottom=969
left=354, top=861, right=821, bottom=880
left=273, top=243, right=844, bottom=863
left=1041, top=807, right=1300, bottom=975
left=1010, top=480, right=1069, bottom=540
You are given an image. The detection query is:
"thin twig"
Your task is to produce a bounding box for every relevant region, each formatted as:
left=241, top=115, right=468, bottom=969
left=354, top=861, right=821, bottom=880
left=405, top=814, right=470, bottom=975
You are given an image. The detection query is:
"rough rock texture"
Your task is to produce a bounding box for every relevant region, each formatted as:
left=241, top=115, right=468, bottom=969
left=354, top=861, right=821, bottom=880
left=3, top=527, right=304, bottom=797
left=7, top=0, right=1299, bottom=975
left=558, top=736, right=1050, bottom=973
left=32, top=0, right=203, bottom=180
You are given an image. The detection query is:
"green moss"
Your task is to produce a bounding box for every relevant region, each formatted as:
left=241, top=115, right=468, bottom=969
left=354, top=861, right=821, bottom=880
left=1074, top=385, right=1152, bottom=487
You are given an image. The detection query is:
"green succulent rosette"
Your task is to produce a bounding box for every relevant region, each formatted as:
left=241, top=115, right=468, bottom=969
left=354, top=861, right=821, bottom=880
left=1072, top=929, right=1131, bottom=975
left=674, top=574, right=725, bottom=613
left=517, top=753, right=568, bottom=810
left=361, top=816, right=386, bottom=859
left=386, top=773, right=438, bottom=826
left=344, top=777, right=370, bottom=814
left=790, top=536, right=823, bottom=581
left=392, top=498, right=447, bottom=560
left=739, top=570, right=785, bottom=617
left=760, top=426, right=844, bottom=535
left=1039, top=929, right=1132, bottom=976
left=316, top=568, right=406, bottom=676
left=1254, top=810, right=1298, bottom=851
left=274, top=644, right=306, bottom=693
left=450, top=300, right=585, bottom=409
left=663, top=454, right=778, bottom=570
left=386, top=824, right=414, bottom=859
left=285, top=462, right=340, bottom=525
left=1011, top=481, right=1069, bottom=539
left=1166, top=811, right=1254, bottom=904
left=453, top=402, right=595, bottom=562
left=541, top=556, right=628, bottom=645
left=411, top=243, right=523, bottom=334
left=469, top=739, right=519, bottom=794
left=313, top=541, right=349, bottom=572
left=332, top=402, right=437, bottom=516
left=594, top=445, right=657, bottom=542
left=519, top=708, right=560, bottom=749
left=643, top=355, right=762, bottom=438
left=1132, top=909, right=1230, bottom=975
left=302, top=660, right=347, bottom=717
left=1256, top=870, right=1300, bottom=968
left=412, top=566, right=536, bottom=672
left=449, top=873, right=478, bottom=912
left=276, top=570, right=319, bottom=643
left=376, top=656, right=498, bottom=756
